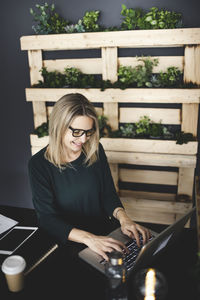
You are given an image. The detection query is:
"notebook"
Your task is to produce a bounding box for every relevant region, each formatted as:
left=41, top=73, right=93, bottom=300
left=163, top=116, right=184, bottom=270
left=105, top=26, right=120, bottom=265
left=78, top=207, right=195, bottom=276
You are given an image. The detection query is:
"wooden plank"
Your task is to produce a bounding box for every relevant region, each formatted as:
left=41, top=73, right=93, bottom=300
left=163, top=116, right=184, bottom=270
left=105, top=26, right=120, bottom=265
left=31, top=147, right=44, bottom=155
left=195, top=176, right=200, bottom=250
left=123, top=208, right=176, bottom=225
left=120, top=107, right=181, bottom=124
left=103, top=103, right=118, bottom=130
left=184, top=46, right=200, bottom=85
left=121, top=197, right=192, bottom=214
left=109, top=163, right=119, bottom=192
left=30, top=134, right=49, bottom=147
left=43, top=56, right=184, bottom=75
left=32, top=102, right=47, bottom=128
left=102, top=47, right=118, bottom=130
left=47, top=105, right=103, bottom=119
left=29, top=136, right=197, bottom=167
left=101, top=138, right=198, bottom=155
left=119, top=169, right=178, bottom=185
left=102, top=47, right=118, bottom=82
left=177, top=167, right=195, bottom=198
left=119, top=190, right=176, bottom=201
left=25, top=88, right=200, bottom=104
left=105, top=151, right=196, bottom=168
left=43, top=58, right=102, bottom=74
left=20, top=28, right=200, bottom=51
left=181, top=103, right=199, bottom=136
left=28, top=50, right=43, bottom=85
left=121, top=198, right=192, bottom=225
left=28, top=50, right=47, bottom=127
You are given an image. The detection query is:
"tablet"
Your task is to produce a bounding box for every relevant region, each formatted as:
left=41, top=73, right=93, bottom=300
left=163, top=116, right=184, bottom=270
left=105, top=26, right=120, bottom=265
left=0, top=226, right=38, bottom=255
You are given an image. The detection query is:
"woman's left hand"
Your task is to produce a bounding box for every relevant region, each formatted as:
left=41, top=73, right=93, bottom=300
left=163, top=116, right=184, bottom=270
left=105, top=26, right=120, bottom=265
left=120, top=217, right=151, bottom=247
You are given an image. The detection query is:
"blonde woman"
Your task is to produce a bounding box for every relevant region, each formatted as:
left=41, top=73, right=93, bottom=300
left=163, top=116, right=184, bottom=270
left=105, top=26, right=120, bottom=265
left=28, top=93, right=150, bottom=261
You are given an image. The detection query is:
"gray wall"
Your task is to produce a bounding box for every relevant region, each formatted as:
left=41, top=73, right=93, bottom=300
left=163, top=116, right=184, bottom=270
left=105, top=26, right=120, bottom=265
left=1, top=0, right=200, bottom=209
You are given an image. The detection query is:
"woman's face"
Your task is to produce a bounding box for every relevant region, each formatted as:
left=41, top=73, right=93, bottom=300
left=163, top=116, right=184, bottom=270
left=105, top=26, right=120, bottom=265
left=63, top=115, right=94, bottom=154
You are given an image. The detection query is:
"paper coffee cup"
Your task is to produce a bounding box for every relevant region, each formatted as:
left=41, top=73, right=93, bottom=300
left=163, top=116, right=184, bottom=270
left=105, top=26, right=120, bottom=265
left=1, top=255, right=26, bottom=292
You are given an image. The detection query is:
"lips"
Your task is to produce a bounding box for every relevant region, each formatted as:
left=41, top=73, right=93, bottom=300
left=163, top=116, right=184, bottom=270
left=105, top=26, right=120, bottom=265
left=72, top=141, right=83, bottom=147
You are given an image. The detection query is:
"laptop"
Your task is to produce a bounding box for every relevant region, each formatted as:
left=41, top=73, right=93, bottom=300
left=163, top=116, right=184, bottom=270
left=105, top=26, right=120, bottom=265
left=79, top=207, right=195, bottom=276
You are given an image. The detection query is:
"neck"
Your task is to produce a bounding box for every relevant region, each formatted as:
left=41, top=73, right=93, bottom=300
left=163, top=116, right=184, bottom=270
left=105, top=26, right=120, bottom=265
left=64, top=149, right=82, bottom=163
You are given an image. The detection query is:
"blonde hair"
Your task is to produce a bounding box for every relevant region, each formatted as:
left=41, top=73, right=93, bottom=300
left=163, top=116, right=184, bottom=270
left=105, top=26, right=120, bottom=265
left=45, top=93, right=99, bottom=169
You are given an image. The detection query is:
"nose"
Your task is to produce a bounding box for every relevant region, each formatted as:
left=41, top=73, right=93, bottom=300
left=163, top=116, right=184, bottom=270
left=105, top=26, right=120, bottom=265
left=79, top=133, right=87, bottom=143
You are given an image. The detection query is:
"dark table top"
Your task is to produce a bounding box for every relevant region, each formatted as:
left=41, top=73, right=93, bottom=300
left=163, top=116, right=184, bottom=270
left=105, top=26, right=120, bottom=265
left=0, top=205, right=199, bottom=300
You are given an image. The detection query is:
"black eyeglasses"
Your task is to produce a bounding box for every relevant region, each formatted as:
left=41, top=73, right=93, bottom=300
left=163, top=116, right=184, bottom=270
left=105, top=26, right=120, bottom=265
left=69, top=126, right=95, bottom=137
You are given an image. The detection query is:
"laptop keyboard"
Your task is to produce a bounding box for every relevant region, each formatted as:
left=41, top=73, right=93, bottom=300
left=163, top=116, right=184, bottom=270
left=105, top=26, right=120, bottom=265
left=100, top=234, right=154, bottom=272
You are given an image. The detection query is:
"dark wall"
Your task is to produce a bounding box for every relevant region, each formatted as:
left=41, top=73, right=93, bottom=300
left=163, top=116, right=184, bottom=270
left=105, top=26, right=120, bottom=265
left=1, top=0, right=200, bottom=209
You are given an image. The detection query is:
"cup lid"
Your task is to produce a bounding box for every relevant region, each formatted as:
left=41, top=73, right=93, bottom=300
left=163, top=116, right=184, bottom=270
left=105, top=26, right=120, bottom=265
left=1, top=255, right=26, bottom=275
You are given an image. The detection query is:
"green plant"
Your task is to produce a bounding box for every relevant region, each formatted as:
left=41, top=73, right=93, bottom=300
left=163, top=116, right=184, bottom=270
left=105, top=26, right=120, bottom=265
left=135, top=116, right=151, bottom=136
left=118, top=57, right=158, bottom=87
left=64, top=67, right=82, bottom=86
left=157, top=67, right=183, bottom=87
left=34, top=67, right=66, bottom=87
left=137, top=7, right=182, bottom=29
left=98, top=115, right=112, bottom=137
left=82, top=10, right=100, bottom=32
left=149, top=123, right=163, bottom=137
left=120, top=4, right=144, bottom=30
left=65, top=19, right=85, bottom=33
left=175, top=131, right=196, bottom=144
left=34, top=122, right=49, bottom=137
left=120, top=123, right=136, bottom=138
left=30, top=3, right=70, bottom=34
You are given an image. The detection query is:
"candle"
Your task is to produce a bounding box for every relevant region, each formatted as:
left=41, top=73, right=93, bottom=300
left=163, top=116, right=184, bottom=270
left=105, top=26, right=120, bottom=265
left=132, top=267, right=168, bottom=300
left=144, top=268, right=156, bottom=300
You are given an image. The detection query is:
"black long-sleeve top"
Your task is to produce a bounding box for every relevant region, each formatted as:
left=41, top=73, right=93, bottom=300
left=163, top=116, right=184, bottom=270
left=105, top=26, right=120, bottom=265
left=28, top=143, right=123, bottom=245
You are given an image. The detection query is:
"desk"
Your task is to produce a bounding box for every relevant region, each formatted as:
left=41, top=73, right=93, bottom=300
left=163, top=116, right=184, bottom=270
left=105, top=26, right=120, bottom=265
left=0, top=205, right=199, bottom=300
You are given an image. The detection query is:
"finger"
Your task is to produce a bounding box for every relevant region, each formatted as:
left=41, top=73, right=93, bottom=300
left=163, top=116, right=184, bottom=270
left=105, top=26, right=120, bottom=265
left=131, top=227, right=140, bottom=247
left=108, top=237, right=126, bottom=248
left=99, top=249, right=109, bottom=261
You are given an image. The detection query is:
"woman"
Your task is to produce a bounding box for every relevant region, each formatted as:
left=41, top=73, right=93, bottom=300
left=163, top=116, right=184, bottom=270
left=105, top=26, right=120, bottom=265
left=28, top=93, right=150, bottom=261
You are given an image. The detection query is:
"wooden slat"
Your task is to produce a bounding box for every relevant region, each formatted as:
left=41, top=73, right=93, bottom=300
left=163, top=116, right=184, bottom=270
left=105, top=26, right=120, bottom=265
left=32, top=102, right=47, bottom=128
left=43, top=56, right=184, bottom=75
left=47, top=105, right=103, bottom=119
left=28, top=50, right=43, bottom=85
left=30, top=134, right=198, bottom=156
left=30, top=134, right=49, bottom=147
left=195, top=176, right=200, bottom=250
left=102, top=47, right=118, bottom=82
left=28, top=50, right=47, bottom=127
left=182, top=46, right=200, bottom=137
left=25, top=88, right=200, bottom=104
left=119, top=190, right=176, bottom=201
left=120, top=107, right=181, bottom=124
left=124, top=208, right=176, bottom=225
left=181, top=103, right=199, bottom=136
left=119, top=169, right=178, bottom=185
left=177, top=167, right=195, bottom=198
left=121, top=197, right=192, bottom=214
left=184, top=45, right=200, bottom=85
left=101, top=138, right=198, bottom=155
left=109, top=163, right=119, bottom=192
left=105, top=151, right=196, bottom=168
left=20, top=28, right=200, bottom=51
left=121, top=198, right=192, bottom=225
left=43, top=58, right=102, bottom=74
left=29, top=135, right=197, bottom=167
left=102, top=47, right=119, bottom=130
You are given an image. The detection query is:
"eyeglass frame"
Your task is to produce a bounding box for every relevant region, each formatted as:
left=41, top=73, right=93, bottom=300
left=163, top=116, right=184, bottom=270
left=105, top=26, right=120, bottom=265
left=69, top=126, right=96, bottom=137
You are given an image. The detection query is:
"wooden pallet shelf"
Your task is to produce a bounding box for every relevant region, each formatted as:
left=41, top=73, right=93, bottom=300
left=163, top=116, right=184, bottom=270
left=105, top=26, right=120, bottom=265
left=21, top=28, right=200, bottom=232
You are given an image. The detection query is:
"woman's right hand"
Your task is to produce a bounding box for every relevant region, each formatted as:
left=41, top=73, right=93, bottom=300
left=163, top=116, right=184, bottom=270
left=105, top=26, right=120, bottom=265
left=84, top=234, right=128, bottom=261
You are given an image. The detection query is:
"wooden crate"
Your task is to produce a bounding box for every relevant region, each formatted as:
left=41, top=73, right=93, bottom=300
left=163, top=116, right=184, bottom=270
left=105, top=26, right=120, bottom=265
left=20, top=28, right=200, bottom=228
